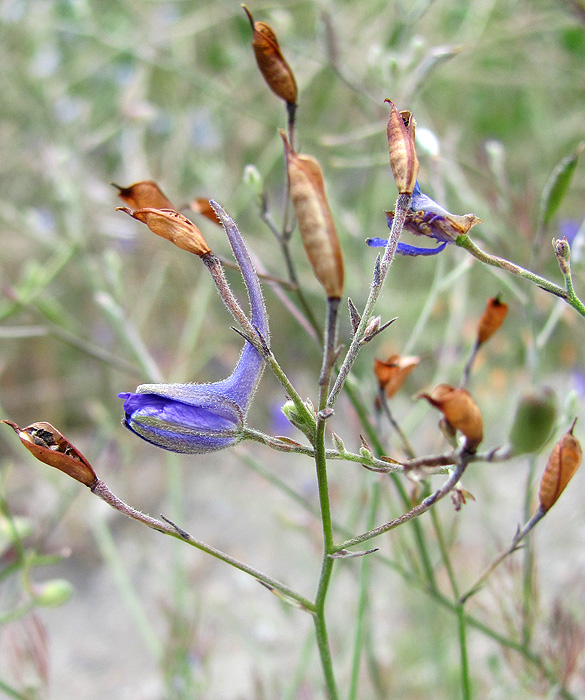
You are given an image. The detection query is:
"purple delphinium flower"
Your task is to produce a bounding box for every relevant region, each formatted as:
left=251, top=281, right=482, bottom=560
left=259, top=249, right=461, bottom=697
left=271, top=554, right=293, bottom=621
left=119, top=203, right=269, bottom=454
left=367, top=181, right=482, bottom=256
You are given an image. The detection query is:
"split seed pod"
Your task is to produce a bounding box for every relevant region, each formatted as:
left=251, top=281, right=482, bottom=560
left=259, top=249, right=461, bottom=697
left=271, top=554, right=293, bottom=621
left=281, top=132, right=344, bottom=299
left=374, top=354, right=420, bottom=398
left=117, top=207, right=211, bottom=257
left=477, top=296, right=508, bottom=345
left=538, top=419, right=582, bottom=512
left=243, top=5, right=297, bottom=106
left=419, top=384, right=483, bottom=451
left=113, top=180, right=174, bottom=210
left=2, top=420, right=97, bottom=487
left=385, top=99, right=419, bottom=195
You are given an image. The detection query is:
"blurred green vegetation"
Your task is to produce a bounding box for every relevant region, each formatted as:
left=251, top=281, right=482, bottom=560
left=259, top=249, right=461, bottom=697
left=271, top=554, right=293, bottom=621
left=1, top=0, right=584, bottom=698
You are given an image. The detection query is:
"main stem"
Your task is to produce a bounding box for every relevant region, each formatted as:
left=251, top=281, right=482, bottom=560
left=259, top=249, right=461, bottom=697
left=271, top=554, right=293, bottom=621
left=312, top=299, right=340, bottom=700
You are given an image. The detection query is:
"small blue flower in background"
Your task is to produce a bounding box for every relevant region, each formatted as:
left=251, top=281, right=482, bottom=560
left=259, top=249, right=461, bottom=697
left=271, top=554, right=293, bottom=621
left=119, top=201, right=269, bottom=454
left=367, top=182, right=482, bottom=256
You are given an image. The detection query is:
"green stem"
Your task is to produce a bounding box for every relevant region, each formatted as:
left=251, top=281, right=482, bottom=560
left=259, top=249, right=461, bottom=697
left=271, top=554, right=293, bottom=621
left=349, top=481, right=381, bottom=700
left=431, top=508, right=471, bottom=700
left=343, top=380, right=438, bottom=588
left=310, top=303, right=341, bottom=700
left=89, top=479, right=314, bottom=612
left=456, top=235, right=585, bottom=318
left=460, top=508, right=545, bottom=604
left=332, top=456, right=469, bottom=553
left=328, top=193, right=412, bottom=407
left=522, top=457, right=537, bottom=647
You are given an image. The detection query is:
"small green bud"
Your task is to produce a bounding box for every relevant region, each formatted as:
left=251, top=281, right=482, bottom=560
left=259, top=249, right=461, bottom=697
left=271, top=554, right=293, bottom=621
left=33, top=579, right=74, bottom=607
left=508, top=387, right=557, bottom=455
left=243, top=164, right=264, bottom=198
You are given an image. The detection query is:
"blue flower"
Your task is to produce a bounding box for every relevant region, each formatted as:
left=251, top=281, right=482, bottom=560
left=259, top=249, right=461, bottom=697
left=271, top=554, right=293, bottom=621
left=367, top=182, right=481, bottom=256
left=119, top=202, right=269, bottom=454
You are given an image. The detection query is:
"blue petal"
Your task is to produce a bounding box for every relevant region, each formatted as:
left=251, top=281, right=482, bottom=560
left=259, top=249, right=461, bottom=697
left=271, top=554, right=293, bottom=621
left=396, top=241, right=448, bottom=256
left=366, top=237, right=389, bottom=248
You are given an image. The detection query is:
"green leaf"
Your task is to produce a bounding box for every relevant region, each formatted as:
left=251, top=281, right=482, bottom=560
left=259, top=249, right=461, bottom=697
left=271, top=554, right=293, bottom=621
left=540, top=142, right=585, bottom=227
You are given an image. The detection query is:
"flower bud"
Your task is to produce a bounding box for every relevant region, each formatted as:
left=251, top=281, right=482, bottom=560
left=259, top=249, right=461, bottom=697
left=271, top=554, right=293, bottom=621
left=385, top=99, right=419, bottom=195
left=373, top=354, right=420, bottom=398
left=243, top=5, right=297, bottom=105
left=553, top=237, right=571, bottom=276
left=33, top=579, right=74, bottom=607
left=419, top=384, right=483, bottom=451
left=117, top=207, right=211, bottom=257
left=281, top=132, right=344, bottom=299
left=538, top=419, right=582, bottom=512
left=477, top=295, right=508, bottom=345
left=113, top=180, right=174, bottom=209
left=1, top=421, right=98, bottom=486
left=508, top=387, right=557, bottom=455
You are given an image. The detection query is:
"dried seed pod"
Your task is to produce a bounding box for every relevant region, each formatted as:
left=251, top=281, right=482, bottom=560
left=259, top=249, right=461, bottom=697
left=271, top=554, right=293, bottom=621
left=281, top=132, right=344, bottom=299
left=189, top=197, right=221, bottom=225
left=385, top=99, right=419, bottom=195
left=113, top=180, right=174, bottom=209
left=374, top=354, right=420, bottom=398
left=243, top=5, right=297, bottom=105
left=2, top=420, right=98, bottom=486
left=419, top=384, right=483, bottom=451
left=538, top=419, right=582, bottom=512
left=117, top=207, right=211, bottom=257
left=509, top=387, right=557, bottom=455
left=477, top=295, right=508, bottom=345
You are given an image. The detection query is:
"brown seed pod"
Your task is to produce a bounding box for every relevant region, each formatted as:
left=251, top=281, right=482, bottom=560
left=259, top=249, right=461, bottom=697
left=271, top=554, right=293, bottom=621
left=373, top=354, right=420, bottom=398
left=477, top=295, right=508, bottom=345
left=419, top=384, right=484, bottom=451
left=2, top=420, right=98, bottom=486
left=117, top=207, right=211, bottom=257
left=189, top=197, right=221, bottom=225
left=385, top=99, right=419, bottom=195
left=538, top=419, right=582, bottom=512
left=112, top=180, right=175, bottom=209
left=281, top=132, right=344, bottom=299
left=243, top=5, right=298, bottom=105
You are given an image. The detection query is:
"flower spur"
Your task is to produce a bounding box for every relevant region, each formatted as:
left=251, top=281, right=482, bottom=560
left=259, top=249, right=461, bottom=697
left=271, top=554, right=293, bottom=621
left=118, top=199, right=269, bottom=454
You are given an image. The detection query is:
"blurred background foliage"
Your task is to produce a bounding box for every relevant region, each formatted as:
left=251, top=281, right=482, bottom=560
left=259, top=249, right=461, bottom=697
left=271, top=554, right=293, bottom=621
left=1, top=0, right=584, bottom=698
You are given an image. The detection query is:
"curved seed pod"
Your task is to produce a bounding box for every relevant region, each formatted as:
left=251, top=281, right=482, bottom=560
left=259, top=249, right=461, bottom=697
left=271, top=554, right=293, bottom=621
left=1, top=420, right=98, bottom=486
left=539, top=419, right=582, bottom=512
left=477, top=295, right=508, bottom=345
left=385, top=99, right=419, bottom=195
left=112, top=180, right=175, bottom=209
left=117, top=207, right=211, bottom=257
left=243, top=5, right=297, bottom=105
left=419, top=384, right=483, bottom=451
left=281, top=132, right=344, bottom=299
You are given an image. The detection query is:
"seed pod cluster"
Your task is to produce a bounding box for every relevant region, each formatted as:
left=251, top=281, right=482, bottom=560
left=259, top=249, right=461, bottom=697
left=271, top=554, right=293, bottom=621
left=538, top=419, right=582, bottom=512
left=2, top=420, right=98, bottom=486
left=282, top=132, right=344, bottom=299
left=419, top=384, right=483, bottom=451
left=117, top=207, right=212, bottom=257
left=243, top=5, right=297, bottom=106
left=385, top=99, right=419, bottom=195
left=477, top=295, right=508, bottom=345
